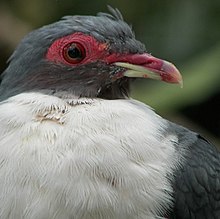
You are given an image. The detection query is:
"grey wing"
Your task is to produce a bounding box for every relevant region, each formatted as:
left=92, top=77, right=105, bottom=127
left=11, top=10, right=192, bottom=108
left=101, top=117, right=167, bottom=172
left=167, top=123, right=220, bottom=219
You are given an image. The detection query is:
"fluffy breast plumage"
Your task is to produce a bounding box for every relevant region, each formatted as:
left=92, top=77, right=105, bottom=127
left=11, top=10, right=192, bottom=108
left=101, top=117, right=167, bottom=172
left=0, top=92, right=180, bottom=219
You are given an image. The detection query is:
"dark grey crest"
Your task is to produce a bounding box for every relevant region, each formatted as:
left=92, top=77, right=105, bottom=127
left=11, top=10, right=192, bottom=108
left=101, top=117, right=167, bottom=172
left=97, top=6, right=124, bottom=21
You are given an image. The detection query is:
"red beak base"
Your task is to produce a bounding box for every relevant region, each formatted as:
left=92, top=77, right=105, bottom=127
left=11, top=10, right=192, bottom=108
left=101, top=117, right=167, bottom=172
left=106, top=53, right=182, bottom=86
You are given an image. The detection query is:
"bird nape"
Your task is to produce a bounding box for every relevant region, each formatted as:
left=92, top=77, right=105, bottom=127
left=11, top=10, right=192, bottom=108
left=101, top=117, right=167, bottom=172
left=0, top=6, right=219, bottom=219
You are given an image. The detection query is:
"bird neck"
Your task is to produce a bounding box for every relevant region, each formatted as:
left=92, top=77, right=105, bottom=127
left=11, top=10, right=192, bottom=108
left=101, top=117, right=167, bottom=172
left=0, top=60, right=131, bottom=101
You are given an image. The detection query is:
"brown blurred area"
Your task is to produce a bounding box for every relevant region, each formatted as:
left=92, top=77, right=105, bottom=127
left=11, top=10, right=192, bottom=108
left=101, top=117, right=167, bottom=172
left=0, top=0, right=220, bottom=146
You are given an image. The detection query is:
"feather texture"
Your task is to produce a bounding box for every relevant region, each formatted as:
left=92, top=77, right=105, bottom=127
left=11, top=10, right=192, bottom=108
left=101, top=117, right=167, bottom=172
left=0, top=93, right=180, bottom=219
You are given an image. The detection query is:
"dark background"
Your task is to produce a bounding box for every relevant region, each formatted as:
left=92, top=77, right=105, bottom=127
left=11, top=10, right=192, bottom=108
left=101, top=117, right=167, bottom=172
left=0, top=0, right=220, bottom=146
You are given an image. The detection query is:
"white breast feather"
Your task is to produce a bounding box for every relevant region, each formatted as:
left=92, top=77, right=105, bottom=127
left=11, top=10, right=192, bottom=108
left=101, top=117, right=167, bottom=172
left=0, top=92, right=180, bottom=219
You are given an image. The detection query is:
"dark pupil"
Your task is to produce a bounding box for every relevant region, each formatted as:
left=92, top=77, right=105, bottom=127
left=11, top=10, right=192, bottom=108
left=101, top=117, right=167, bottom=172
left=68, top=45, right=81, bottom=59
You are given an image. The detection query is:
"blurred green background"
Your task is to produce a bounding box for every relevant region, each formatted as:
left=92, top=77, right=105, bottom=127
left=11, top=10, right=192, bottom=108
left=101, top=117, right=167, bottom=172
left=0, top=0, right=220, bottom=145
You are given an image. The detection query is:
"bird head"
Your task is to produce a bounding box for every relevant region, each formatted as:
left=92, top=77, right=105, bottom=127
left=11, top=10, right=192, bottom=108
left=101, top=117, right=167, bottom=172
left=0, top=7, right=182, bottom=101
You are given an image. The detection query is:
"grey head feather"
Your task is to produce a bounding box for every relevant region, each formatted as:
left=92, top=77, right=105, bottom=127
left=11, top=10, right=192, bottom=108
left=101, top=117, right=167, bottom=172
left=98, top=6, right=124, bottom=21
left=0, top=7, right=146, bottom=101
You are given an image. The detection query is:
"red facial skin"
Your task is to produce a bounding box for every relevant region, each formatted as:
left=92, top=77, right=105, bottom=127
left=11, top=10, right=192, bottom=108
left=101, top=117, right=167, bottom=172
left=46, top=32, right=182, bottom=84
left=46, top=33, right=109, bottom=65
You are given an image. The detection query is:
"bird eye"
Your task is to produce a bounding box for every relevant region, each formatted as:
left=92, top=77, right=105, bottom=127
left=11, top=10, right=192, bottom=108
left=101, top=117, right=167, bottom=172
left=63, top=42, right=86, bottom=64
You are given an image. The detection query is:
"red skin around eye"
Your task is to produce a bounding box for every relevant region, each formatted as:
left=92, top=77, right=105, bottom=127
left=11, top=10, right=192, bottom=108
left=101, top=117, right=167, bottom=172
left=46, top=32, right=109, bottom=65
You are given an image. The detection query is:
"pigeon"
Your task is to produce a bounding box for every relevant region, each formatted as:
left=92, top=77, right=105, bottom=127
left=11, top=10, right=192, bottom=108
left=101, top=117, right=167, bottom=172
left=0, top=7, right=219, bottom=219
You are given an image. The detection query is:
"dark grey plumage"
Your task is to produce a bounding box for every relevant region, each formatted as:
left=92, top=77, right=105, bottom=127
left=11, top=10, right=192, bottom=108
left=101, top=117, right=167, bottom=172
left=166, top=123, right=220, bottom=219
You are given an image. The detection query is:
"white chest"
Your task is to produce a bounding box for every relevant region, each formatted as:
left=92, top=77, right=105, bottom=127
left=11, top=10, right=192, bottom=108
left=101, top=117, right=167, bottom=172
left=0, top=93, right=179, bottom=219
